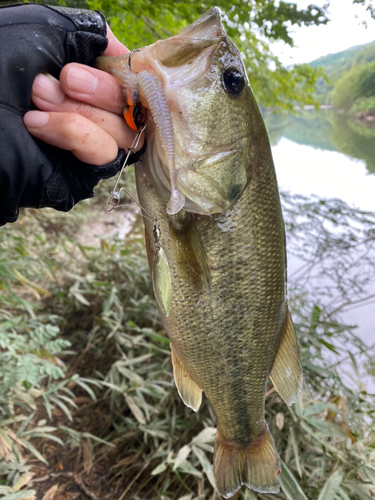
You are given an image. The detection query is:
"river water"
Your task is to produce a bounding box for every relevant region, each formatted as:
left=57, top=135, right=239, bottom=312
left=267, top=110, right=375, bottom=389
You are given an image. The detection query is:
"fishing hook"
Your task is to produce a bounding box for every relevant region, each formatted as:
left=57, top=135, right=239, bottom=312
left=106, top=124, right=146, bottom=212
left=128, top=48, right=142, bottom=71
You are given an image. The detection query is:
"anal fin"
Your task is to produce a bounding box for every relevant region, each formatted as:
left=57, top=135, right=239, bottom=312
left=214, top=424, right=280, bottom=498
left=269, top=309, right=303, bottom=406
left=170, top=344, right=202, bottom=411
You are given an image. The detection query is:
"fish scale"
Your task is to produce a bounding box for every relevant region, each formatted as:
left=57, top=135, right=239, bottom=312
left=136, top=143, right=285, bottom=441
left=98, top=7, right=303, bottom=497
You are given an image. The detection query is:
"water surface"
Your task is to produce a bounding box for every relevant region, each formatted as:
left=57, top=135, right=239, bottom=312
left=269, top=111, right=375, bottom=211
left=268, top=110, right=375, bottom=389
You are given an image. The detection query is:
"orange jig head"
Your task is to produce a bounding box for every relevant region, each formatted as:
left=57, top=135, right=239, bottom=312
left=123, top=102, right=148, bottom=131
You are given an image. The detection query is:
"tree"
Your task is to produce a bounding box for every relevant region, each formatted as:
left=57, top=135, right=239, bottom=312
left=333, top=60, right=375, bottom=112
left=35, top=0, right=375, bottom=109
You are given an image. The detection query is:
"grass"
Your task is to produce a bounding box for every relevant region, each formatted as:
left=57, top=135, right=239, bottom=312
left=0, top=174, right=375, bottom=499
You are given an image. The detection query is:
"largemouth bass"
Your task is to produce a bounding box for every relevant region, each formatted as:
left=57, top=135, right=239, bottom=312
left=97, top=8, right=303, bottom=498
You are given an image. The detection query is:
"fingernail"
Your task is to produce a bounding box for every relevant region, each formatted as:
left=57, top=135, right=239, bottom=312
left=66, top=66, right=99, bottom=94
left=24, top=111, right=49, bottom=128
left=32, top=74, right=65, bottom=104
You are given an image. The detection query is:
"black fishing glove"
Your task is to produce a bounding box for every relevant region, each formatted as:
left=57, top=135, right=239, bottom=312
left=0, top=4, right=129, bottom=226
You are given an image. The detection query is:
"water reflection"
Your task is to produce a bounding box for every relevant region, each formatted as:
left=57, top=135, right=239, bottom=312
left=267, top=111, right=375, bottom=390
left=266, top=110, right=375, bottom=174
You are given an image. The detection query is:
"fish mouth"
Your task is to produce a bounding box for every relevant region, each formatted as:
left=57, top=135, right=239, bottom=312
left=126, top=8, right=226, bottom=215
left=129, top=8, right=225, bottom=87
left=176, top=7, right=225, bottom=40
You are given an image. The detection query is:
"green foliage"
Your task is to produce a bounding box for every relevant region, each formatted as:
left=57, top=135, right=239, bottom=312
left=0, top=203, right=110, bottom=496
left=350, top=95, right=375, bottom=115
left=29, top=0, right=329, bottom=109
left=309, top=40, right=375, bottom=107
left=333, top=60, right=375, bottom=111
left=1, top=171, right=375, bottom=498
left=353, top=0, right=375, bottom=20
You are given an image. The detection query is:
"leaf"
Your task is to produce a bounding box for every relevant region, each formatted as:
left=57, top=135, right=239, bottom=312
left=177, top=460, right=203, bottom=478
left=42, top=396, right=52, bottom=421
left=303, top=402, right=335, bottom=418
left=73, top=379, right=97, bottom=401
left=12, top=268, right=50, bottom=297
left=72, top=292, right=91, bottom=307
left=21, top=433, right=63, bottom=446
left=299, top=421, right=349, bottom=464
left=349, top=352, right=359, bottom=377
left=303, top=417, right=347, bottom=439
left=192, top=445, right=215, bottom=489
left=49, top=397, right=72, bottom=421
left=173, top=445, right=191, bottom=471
left=318, top=338, right=339, bottom=354
left=364, top=466, right=375, bottom=485
left=41, top=485, right=59, bottom=500
left=279, top=459, right=309, bottom=500
left=347, top=482, right=373, bottom=500
left=191, top=427, right=216, bottom=446
left=124, top=394, right=146, bottom=424
left=317, top=469, right=344, bottom=500
left=3, top=492, right=36, bottom=500
left=0, top=429, right=14, bottom=449
left=338, top=487, right=351, bottom=500
left=290, top=427, right=302, bottom=478
left=303, top=361, right=328, bottom=377
left=151, top=463, right=167, bottom=475
left=81, top=432, right=116, bottom=447
left=121, top=354, right=153, bottom=367
left=19, top=438, right=48, bottom=465
left=21, top=426, right=57, bottom=436
left=12, top=474, right=33, bottom=492
left=17, top=412, right=35, bottom=436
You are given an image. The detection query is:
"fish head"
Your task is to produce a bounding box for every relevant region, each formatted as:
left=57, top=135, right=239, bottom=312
left=132, top=8, right=259, bottom=215
left=97, top=8, right=263, bottom=215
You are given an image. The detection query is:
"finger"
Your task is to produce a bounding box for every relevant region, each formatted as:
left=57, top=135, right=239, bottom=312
left=31, top=74, right=142, bottom=151
left=59, top=63, right=125, bottom=115
left=24, top=110, right=119, bottom=166
left=103, top=23, right=129, bottom=56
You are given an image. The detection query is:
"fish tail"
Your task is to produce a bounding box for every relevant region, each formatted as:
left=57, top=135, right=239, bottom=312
left=214, top=424, right=280, bottom=498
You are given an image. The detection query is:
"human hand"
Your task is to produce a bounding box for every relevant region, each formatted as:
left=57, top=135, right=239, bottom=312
left=0, top=4, right=140, bottom=226
left=24, top=26, right=141, bottom=166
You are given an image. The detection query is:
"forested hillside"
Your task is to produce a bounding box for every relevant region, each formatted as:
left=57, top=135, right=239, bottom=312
left=309, top=39, right=375, bottom=116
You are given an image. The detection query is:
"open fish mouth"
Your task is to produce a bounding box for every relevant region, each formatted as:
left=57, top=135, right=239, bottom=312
left=124, top=8, right=228, bottom=215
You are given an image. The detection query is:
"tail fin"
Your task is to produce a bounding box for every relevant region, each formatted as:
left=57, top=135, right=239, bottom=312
left=214, top=424, right=280, bottom=498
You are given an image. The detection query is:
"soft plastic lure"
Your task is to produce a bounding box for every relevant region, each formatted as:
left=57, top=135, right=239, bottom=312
left=136, top=70, right=185, bottom=216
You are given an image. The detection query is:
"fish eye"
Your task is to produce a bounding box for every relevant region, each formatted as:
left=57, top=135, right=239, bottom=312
left=222, top=68, right=245, bottom=95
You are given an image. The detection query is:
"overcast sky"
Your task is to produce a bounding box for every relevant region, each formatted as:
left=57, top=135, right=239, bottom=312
left=272, top=0, right=375, bottom=64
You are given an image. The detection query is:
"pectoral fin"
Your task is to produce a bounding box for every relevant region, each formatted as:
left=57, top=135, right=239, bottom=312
left=269, top=310, right=303, bottom=406
left=171, top=215, right=211, bottom=290
left=152, top=246, right=172, bottom=317
left=171, top=344, right=202, bottom=411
